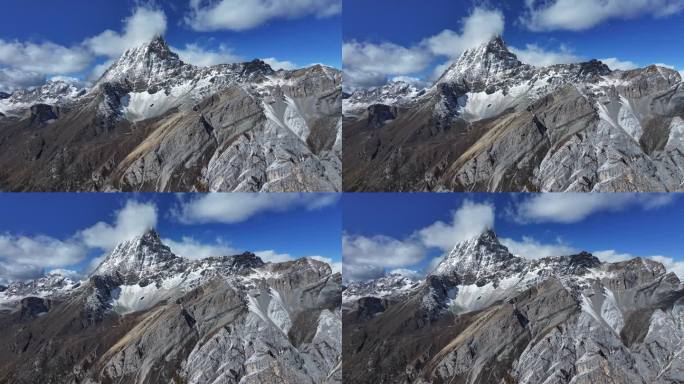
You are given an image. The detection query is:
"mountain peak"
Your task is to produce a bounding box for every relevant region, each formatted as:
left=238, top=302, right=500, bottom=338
left=97, top=35, right=186, bottom=90
left=430, top=229, right=524, bottom=284
left=436, top=35, right=522, bottom=87
left=91, top=229, right=181, bottom=284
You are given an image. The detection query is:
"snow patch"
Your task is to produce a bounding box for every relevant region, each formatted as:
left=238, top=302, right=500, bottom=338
left=666, top=117, right=684, bottom=150
left=617, top=96, right=643, bottom=142
left=600, top=288, right=624, bottom=334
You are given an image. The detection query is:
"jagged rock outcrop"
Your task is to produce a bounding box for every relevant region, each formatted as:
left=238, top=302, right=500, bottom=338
left=343, top=230, right=684, bottom=383
left=0, top=36, right=341, bottom=192
left=343, top=36, right=684, bottom=192
left=0, top=230, right=342, bottom=383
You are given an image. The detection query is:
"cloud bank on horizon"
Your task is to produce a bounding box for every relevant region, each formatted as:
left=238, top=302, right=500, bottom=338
left=342, top=193, right=683, bottom=282
left=0, top=193, right=341, bottom=285
left=343, top=0, right=684, bottom=90
left=0, top=0, right=341, bottom=92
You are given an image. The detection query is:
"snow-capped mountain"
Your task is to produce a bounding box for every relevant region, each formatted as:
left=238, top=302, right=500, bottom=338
left=0, top=230, right=342, bottom=384
left=342, top=80, right=425, bottom=117
left=0, top=36, right=341, bottom=192
left=344, top=36, right=684, bottom=192
left=343, top=229, right=684, bottom=383
left=343, top=272, right=420, bottom=304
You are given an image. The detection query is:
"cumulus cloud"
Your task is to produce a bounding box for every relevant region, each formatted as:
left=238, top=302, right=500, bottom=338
left=422, top=8, right=505, bottom=59
left=343, top=40, right=432, bottom=78
left=343, top=200, right=495, bottom=282
left=163, top=237, right=238, bottom=259
left=649, top=255, right=684, bottom=279
left=79, top=200, right=158, bottom=250
left=418, top=200, right=495, bottom=251
left=500, top=236, right=579, bottom=259
left=308, top=255, right=342, bottom=274
left=391, top=76, right=430, bottom=89
left=521, top=0, right=684, bottom=31
left=510, top=44, right=582, bottom=66
left=85, top=7, right=167, bottom=57
left=173, top=193, right=338, bottom=224
left=342, top=234, right=426, bottom=282
left=600, top=57, right=640, bottom=71
left=511, top=194, right=676, bottom=224
left=0, top=68, right=45, bottom=93
left=0, top=40, right=92, bottom=75
left=253, top=250, right=293, bottom=263
left=174, top=43, right=242, bottom=66
left=0, top=234, right=88, bottom=284
left=343, top=7, right=504, bottom=90
left=186, top=0, right=341, bottom=31
left=262, top=57, right=298, bottom=71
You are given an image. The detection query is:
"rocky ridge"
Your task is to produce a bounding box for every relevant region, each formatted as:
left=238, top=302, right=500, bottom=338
left=0, top=229, right=342, bottom=384
left=343, top=36, right=684, bottom=192
left=0, top=36, right=342, bottom=192
left=343, top=229, right=684, bottom=383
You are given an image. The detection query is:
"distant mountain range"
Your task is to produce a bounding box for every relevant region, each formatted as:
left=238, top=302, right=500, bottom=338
left=0, top=230, right=342, bottom=383
left=0, top=36, right=342, bottom=192
left=343, top=36, right=684, bottom=192
left=343, top=229, right=684, bottom=383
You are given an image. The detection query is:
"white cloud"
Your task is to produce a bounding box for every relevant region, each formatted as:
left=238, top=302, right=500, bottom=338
left=0, top=40, right=92, bottom=75
left=511, top=194, right=676, bottom=224
left=342, top=234, right=426, bottom=282
left=173, top=193, right=338, bottom=224
left=47, top=268, right=82, bottom=280
left=255, top=250, right=295, bottom=263
left=600, top=57, right=640, bottom=70
left=174, top=43, right=242, bottom=66
left=649, top=255, right=684, bottom=279
left=343, top=40, right=432, bottom=77
left=510, top=44, right=582, bottom=66
left=423, top=8, right=505, bottom=59
left=79, top=200, right=158, bottom=250
left=418, top=200, right=495, bottom=251
left=0, top=234, right=88, bottom=284
left=342, top=67, right=389, bottom=91
left=163, top=237, right=238, bottom=259
left=309, top=255, right=342, bottom=274
left=388, top=268, right=421, bottom=279
left=500, top=236, right=579, bottom=259
left=343, top=234, right=426, bottom=268
left=521, top=0, right=684, bottom=31
left=342, top=7, right=504, bottom=90
left=262, top=57, right=298, bottom=71
left=593, top=250, right=684, bottom=279
left=0, top=67, right=45, bottom=93
left=186, top=0, right=341, bottom=31
left=391, top=76, right=430, bottom=89
left=85, top=7, right=167, bottom=57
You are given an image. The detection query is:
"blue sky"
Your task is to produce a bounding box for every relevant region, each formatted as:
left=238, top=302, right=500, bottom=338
left=343, top=0, right=684, bottom=89
left=0, top=0, right=341, bottom=91
left=342, top=193, right=684, bottom=281
left=0, top=193, right=341, bottom=284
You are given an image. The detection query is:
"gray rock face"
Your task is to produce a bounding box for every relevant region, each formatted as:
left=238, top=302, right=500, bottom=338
left=0, top=232, right=341, bottom=384
left=343, top=36, right=684, bottom=192
left=343, top=230, right=684, bottom=384
left=0, top=37, right=341, bottom=192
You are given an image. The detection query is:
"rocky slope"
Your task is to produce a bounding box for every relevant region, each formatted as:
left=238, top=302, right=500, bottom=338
left=343, top=36, right=684, bottom=192
left=0, top=36, right=342, bottom=192
left=0, top=230, right=342, bottom=383
left=343, top=229, right=684, bottom=383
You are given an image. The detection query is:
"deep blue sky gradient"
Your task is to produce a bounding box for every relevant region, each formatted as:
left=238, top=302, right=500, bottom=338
left=343, top=0, right=684, bottom=79
left=0, top=193, right=342, bottom=272
left=343, top=193, right=684, bottom=271
left=0, top=0, right=341, bottom=71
